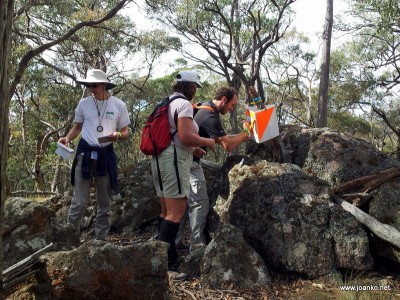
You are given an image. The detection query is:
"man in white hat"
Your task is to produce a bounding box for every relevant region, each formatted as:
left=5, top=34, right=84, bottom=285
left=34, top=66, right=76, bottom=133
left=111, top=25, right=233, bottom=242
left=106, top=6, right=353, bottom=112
left=58, top=68, right=130, bottom=241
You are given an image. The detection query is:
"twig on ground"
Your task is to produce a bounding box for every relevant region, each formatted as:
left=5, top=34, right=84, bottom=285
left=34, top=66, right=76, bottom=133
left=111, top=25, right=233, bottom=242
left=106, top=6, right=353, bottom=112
left=176, top=285, right=197, bottom=300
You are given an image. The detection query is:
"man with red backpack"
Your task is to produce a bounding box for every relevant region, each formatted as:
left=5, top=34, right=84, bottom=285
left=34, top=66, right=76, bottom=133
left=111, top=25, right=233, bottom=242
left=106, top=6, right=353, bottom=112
left=152, top=70, right=215, bottom=280
left=177, top=86, right=251, bottom=250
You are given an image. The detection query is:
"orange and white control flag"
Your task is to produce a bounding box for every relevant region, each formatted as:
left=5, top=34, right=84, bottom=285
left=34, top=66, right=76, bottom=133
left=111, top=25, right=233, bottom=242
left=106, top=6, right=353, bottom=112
left=247, top=105, right=279, bottom=143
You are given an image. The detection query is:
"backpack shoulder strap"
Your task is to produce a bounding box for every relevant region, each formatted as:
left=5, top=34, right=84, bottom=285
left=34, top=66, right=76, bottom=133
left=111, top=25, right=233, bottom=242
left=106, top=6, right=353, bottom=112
left=193, top=103, right=216, bottom=112
left=168, top=95, right=188, bottom=103
left=158, top=95, right=188, bottom=108
left=166, top=95, right=188, bottom=135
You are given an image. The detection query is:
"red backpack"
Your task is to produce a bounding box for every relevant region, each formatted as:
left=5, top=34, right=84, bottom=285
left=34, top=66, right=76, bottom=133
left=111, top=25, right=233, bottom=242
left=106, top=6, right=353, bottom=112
left=140, top=95, right=188, bottom=193
left=140, top=95, right=187, bottom=156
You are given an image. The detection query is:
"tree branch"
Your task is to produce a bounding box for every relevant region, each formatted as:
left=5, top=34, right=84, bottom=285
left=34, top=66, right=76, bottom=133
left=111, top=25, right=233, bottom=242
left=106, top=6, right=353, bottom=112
left=9, top=0, right=129, bottom=101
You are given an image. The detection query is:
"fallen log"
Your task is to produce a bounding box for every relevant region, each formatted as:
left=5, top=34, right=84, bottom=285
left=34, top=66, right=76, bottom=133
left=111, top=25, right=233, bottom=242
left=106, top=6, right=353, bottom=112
left=3, top=269, right=41, bottom=290
left=333, top=196, right=400, bottom=249
left=3, top=243, right=53, bottom=290
left=335, top=167, right=400, bottom=194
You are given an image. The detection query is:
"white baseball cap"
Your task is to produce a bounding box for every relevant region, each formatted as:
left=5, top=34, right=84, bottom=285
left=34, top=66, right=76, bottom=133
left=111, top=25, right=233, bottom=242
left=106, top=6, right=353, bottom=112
left=175, top=70, right=203, bottom=88
left=76, top=69, right=116, bottom=90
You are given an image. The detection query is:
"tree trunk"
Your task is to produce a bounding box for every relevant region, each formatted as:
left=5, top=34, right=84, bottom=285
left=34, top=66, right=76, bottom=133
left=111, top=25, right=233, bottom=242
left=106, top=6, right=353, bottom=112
left=33, top=140, right=46, bottom=192
left=0, top=0, right=15, bottom=298
left=317, top=0, right=333, bottom=128
left=229, top=74, right=241, bottom=155
left=307, top=79, right=313, bottom=126
left=397, top=132, right=400, bottom=160
left=51, top=157, right=63, bottom=193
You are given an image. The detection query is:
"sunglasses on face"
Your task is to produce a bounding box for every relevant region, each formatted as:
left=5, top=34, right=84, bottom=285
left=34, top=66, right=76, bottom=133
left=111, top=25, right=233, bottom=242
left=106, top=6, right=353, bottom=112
left=87, top=84, right=98, bottom=88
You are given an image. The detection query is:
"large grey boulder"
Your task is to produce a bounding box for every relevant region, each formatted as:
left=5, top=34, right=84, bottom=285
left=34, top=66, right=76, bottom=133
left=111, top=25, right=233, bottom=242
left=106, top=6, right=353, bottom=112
left=6, top=240, right=168, bottom=300
left=3, top=197, right=79, bottom=269
left=213, top=160, right=373, bottom=278
left=243, top=126, right=400, bottom=270
left=115, top=159, right=160, bottom=234
left=200, top=223, right=270, bottom=288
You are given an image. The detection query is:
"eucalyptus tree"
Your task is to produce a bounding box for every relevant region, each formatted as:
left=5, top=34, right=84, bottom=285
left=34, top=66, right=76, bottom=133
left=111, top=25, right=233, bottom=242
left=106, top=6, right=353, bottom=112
left=321, top=44, right=397, bottom=154
left=1, top=0, right=15, bottom=296
left=343, top=0, right=400, bottom=91
left=263, top=30, right=319, bottom=126
left=146, top=0, right=296, bottom=92
left=337, top=0, right=400, bottom=157
left=8, top=66, right=84, bottom=192
left=327, top=46, right=374, bottom=138
left=145, top=0, right=296, bottom=137
left=317, top=0, right=333, bottom=128
left=10, top=0, right=131, bottom=101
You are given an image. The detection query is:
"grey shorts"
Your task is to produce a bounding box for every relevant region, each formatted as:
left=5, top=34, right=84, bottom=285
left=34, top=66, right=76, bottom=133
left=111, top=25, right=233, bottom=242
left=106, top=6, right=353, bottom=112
left=151, top=144, right=192, bottom=198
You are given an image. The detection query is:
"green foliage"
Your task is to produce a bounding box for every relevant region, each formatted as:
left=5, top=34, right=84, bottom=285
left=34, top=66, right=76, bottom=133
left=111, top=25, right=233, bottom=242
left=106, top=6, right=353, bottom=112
left=328, top=111, right=371, bottom=138
left=140, top=30, right=182, bottom=54
left=343, top=0, right=400, bottom=91
left=262, top=30, right=319, bottom=126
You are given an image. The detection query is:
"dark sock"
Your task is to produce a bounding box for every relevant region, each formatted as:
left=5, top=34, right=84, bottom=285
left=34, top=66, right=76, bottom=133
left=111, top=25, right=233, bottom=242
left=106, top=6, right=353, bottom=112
left=159, top=219, right=180, bottom=268
left=156, top=216, right=164, bottom=238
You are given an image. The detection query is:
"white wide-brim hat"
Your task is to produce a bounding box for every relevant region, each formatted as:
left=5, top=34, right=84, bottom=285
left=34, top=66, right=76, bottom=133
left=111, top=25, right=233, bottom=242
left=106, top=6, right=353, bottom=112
left=175, top=70, right=203, bottom=88
left=76, top=69, right=116, bottom=90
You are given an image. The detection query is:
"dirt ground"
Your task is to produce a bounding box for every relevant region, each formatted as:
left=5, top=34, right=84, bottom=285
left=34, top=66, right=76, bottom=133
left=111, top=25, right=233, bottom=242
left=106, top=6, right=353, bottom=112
left=166, top=274, right=400, bottom=300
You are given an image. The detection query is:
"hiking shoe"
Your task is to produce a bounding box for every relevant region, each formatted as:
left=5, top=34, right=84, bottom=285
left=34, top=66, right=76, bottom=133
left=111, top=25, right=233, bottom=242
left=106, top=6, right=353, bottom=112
left=170, top=256, right=185, bottom=270
left=167, top=271, right=190, bottom=282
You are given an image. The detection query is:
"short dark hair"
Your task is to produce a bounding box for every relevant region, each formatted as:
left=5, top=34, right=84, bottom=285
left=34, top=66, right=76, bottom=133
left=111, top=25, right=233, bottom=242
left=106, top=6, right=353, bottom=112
left=214, top=87, right=238, bottom=103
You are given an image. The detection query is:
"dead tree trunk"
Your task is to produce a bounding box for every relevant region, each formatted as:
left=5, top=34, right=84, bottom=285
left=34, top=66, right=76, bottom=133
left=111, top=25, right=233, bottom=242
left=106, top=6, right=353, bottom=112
left=333, top=167, right=400, bottom=249
left=335, top=167, right=400, bottom=194
left=333, top=196, right=400, bottom=249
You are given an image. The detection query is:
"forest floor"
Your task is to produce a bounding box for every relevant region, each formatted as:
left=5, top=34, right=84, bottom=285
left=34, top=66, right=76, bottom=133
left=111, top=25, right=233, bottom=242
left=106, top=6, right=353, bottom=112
left=165, top=274, right=400, bottom=300
left=106, top=228, right=400, bottom=300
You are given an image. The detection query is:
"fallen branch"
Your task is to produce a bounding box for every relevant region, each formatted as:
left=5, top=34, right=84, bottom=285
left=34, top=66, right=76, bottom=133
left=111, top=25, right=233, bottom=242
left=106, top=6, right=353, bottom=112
left=333, top=196, right=400, bottom=249
left=342, top=190, right=376, bottom=207
left=335, top=167, right=400, bottom=194
left=176, top=285, right=197, bottom=300
left=3, top=243, right=53, bottom=290
left=342, top=192, right=371, bottom=198
left=3, top=269, right=41, bottom=290
left=9, top=190, right=60, bottom=196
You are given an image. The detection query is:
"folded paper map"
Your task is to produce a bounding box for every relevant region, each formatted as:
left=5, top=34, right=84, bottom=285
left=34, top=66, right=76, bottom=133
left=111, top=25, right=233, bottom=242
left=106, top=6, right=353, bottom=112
left=98, top=136, right=114, bottom=143
left=55, top=142, right=74, bottom=161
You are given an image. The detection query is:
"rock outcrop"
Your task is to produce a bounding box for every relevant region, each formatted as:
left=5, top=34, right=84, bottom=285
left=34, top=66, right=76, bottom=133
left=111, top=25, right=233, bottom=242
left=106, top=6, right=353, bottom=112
left=3, top=125, right=400, bottom=297
left=212, top=160, right=373, bottom=277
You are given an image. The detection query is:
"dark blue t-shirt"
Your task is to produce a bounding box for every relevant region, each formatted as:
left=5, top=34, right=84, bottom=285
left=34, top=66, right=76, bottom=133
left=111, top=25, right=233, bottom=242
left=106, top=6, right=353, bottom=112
left=193, top=101, right=227, bottom=161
